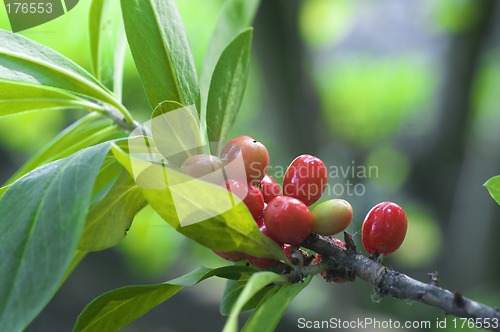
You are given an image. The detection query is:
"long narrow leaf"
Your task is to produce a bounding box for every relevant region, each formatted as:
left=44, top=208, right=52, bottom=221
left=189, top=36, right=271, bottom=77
left=73, top=266, right=256, bottom=332
left=200, top=0, right=260, bottom=110
left=0, top=80, right=105, bottom=117
left=89, top=0, right=109, bottom=80
left=0, top=143, right=111, bottom=331
left=242, top=275, right=312, bottom=332
left=0, top=29, right=132, bottom=122
left=4, top=113, right=123, bottom=185
left=223, top=272, right=286, bottom=332
left=120, top=0, right=200, bottom=111
left=207, top=29, right=252, bottom=149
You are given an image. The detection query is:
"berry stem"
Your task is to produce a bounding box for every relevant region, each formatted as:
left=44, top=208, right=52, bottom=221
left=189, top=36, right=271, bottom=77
left=301, top=233, right=500, bottom=327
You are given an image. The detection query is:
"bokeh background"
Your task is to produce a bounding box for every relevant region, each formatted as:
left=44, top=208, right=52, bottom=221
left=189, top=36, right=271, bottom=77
left=1, top=0, right=499, bottom=331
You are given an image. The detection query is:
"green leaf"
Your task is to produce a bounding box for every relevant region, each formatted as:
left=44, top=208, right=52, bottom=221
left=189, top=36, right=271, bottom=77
left=201, top=0, right=260, bottom=110
left=207, top=29, right=252, bottom=151
left=151, top=101, right=205, bottom=167
left=79, top=170, right=147, bottom=251
left=89, top=0, right=109, bottom=81
left=221, top=279, right=278, bottom=316
left=111, top=138, right=288, bottom=262
left=242, top=275, right=312, bottom=332
left=4, top=112, right=123, bottom=185
left=0, top=143, right=110, bottom=332
left=0, top=29, right=130, bottom=120
left=0, top=80, right=106, bottom=117
left=73, top=265, right=256, bottom=332
left=484, top=175, right=500, bottom=205
left=120, top=0, right=200, bottom=111
left=223, top=271, right=286, bottom=332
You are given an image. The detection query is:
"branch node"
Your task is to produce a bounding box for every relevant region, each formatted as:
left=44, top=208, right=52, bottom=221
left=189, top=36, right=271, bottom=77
left=344, top=231, right=357, bottom=253
left=453, top=292, right=465, bottom=308
left=427, top=271, right=440, bottom=286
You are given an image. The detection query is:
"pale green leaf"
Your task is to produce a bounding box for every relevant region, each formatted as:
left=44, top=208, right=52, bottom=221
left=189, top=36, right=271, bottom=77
left=207, top=29, right=252, bottom=151
left=5, top=112, right=123, bottom=185
left=0, top=143, right=110, bottom=332
left=0, top=29, right=133, bottom=123
left=120, top=0, right=200, bottom=110
left=201, top=0, right=260, bottom=110
left=0, top=80, right=106, bottom=117
left=484, top=175, right=500, bottom=206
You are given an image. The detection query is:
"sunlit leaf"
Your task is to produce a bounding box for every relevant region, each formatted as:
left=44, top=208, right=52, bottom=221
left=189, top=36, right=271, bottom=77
left=5, top=112, right=123, bottom=185
left=73, top=266, right=256, bottom=332
left=120, top=0, right=200, bottom=111
left=201, top=0, right=260, bottom=110
left=111, top=139, right=288, bottom=261
left=0, top=29, right=128, bottom=119
left=0, top=143, right=110, bottom=332
left=207, top=29, right=252, bottom=152
left=0, top=80, right=105, bottom=117
left=484, top=175, right=500, bottom=206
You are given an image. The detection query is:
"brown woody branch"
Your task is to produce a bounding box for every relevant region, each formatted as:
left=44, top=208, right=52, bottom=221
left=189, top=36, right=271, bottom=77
left=300, top=233, right=500, bottom=331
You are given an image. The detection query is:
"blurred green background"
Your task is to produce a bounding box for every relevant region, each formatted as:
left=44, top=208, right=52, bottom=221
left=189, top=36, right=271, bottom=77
left=1, top=0, right=499, bottom=331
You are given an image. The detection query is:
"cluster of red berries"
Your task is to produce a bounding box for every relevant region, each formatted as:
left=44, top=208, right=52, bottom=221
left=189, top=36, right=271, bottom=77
left=181, top=136, right=408, bottom=277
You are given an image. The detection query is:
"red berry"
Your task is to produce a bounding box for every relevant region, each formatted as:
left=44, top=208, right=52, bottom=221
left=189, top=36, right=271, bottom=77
left=180, top=154, right=224, bottom=183
left=221, top=136, right=270, bottom=185
left=264, top=196, right=312, bottom=245
left=282, top=244, right=294, bottom=261
left=311, top=199, right=352, bottom=236
left=259, top=223, right=282, bottom=245
left=213, top=250, right=246, bottom=262
left=361, top=201, right=408, bottom=256
left=261, top=174, right=281, bottom=203
left=222, top=179, right=264, bottom=221
left=282, top=154, right=328, bottom=206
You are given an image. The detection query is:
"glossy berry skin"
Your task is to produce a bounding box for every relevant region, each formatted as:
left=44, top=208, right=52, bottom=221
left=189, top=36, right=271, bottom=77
left=361, top=201, right=408, bottom=256
left=259, top=223, right=282, bottom=245
left=311, top=199, right=352, bottom=236
left=264, top=196, right=312, bottom=245
left=213, top=250, right=246, bottom=262
left=260, top=174, right=281, bottom=203
left=282, top=154, right=328, bottom=206
left=221, top=136, right=270, bottom=185
left=222, top=179, right=264, bottom=221
left=181, top=154, right=224, bottom=178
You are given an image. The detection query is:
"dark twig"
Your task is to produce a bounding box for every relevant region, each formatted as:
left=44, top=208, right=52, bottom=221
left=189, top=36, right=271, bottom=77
left=301, top=233, right=500, bottom=331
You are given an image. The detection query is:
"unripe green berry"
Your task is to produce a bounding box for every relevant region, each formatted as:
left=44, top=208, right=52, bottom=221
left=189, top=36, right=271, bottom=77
left=311, top=199, right=352, bottom=236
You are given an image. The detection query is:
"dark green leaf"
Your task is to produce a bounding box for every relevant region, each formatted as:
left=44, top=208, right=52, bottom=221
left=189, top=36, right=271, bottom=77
left=5, top=112, right=123, bottom=185
left=207, top=29, right=252, bottom=150
left=200, top=0, right=260, bottom=110
left=0, top=29, right=128, bottom=117
left=221, top=279, right=278, bottom=316
left=485, top=175, right=500, bottom=206
left=223, top=272, right=286, bottom=332
left=0, top=143, right=110, bottom=332
left=120, top=0, right=200, bottom=110
left=79, top=170, right=147, bottom=251
left=0, top=80, right=106, bottom=117
left=73, top=265, right=256, bottom=332
left=242, top=275, right=312, bottom=332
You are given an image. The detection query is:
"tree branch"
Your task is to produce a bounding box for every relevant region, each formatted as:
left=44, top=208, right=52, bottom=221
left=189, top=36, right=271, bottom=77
left=301, top=233, right=500, bottom=331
